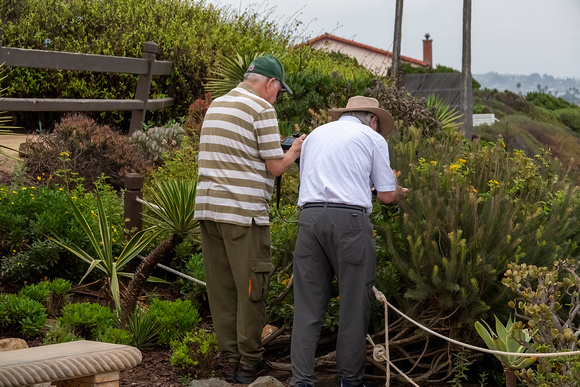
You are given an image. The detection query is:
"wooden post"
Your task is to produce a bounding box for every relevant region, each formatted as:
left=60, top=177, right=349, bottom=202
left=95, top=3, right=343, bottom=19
left=129, top=41, right=158, bottom=135
left=461, top=0, right=473, bottom=139
left=124, top=173, right=144, bottom=233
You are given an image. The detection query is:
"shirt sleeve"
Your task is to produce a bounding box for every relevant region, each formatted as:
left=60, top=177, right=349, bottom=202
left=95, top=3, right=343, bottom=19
left=371, top=138, right=398, bottom=192
left=255, top=107, right=284, bottom=159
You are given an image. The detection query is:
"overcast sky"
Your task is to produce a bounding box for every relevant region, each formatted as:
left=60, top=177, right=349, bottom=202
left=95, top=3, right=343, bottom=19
left=205, top=0, right=580, bottom=79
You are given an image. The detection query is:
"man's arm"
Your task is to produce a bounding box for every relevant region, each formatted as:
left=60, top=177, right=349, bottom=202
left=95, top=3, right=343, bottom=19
left=377, top=186, right=409, bottom=205
left=265, top=134, right=306, bottom=177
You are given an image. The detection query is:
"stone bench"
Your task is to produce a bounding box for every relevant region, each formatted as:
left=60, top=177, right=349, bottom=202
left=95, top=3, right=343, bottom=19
left=0, top=340, right=142, bottom=387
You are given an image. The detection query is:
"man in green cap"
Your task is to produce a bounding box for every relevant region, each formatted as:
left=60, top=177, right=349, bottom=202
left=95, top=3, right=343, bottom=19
left=194, top=55, right=305, bottom=383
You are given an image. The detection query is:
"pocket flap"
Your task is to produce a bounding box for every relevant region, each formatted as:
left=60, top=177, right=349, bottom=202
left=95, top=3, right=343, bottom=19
left=250, top=260, right=274, bottom=273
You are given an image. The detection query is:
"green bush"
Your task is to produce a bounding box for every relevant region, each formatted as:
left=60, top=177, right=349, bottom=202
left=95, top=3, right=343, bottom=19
left=97, top=327, right=132, bottom=345
left=526, top=92, right=575, bottom=111
left=18, top=278, right=72, bottom=317
left=557, top=108, right=580, bottom=132
left=1, top=0, right=296, bottom=129
left=176, top=252, right=206, bottom=305
left=149, top=298, right=201, bottom=346
left=0, top=182, right=125, bottom=284
left=170, top=329, right=218, bottom=377
left=0, top=293, right=48, bottom=337
left=50, top=302, right=117, bottom=341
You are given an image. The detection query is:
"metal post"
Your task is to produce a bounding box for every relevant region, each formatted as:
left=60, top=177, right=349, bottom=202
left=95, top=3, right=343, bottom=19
left=124, top=173, right=144, bottom=233
left=129, top=41, right=158, bottom=134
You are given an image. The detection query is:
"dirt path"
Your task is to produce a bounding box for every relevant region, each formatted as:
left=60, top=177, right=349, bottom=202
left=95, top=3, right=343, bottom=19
left=0, top=133, right=32, bottom=173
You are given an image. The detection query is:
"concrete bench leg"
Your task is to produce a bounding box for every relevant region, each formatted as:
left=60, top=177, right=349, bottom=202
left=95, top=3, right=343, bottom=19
left=53, top=372, right=120, bottom=387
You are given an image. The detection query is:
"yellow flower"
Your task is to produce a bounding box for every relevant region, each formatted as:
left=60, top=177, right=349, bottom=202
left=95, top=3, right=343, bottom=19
left=450, top=164, right=460, bottom=171
left=488, top=180, right=499, bottom=185
left=458, top=158, right=467, bottom=164
left=37, top=176, right=41, bottom=180
left=430, top=160, right=437, bottom=166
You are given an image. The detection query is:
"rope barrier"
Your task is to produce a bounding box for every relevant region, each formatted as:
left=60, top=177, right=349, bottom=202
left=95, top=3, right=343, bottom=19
left=369, top=286, right=580, bottom=386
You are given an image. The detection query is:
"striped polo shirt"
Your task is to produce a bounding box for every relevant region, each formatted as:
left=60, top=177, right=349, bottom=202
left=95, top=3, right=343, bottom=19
left=194, top=82, right=284, bottom=226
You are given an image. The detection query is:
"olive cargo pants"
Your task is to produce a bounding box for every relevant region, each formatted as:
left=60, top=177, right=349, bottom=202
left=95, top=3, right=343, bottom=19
left=200, top=220, right=274, bottom=367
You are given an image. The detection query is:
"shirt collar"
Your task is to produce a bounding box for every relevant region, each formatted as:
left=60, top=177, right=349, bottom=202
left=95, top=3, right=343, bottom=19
left=237, top=82, right=258, bottom=96
left=338, top=116, right=363, bottom=125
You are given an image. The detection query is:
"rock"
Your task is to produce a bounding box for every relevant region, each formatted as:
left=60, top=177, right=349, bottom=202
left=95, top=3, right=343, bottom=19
left=262, top=324, right=277, bottom=340
left=249, top=376, right=285, bottom=387
left=189, top=378, right=232, bottom=387
left=0, top=338, right=28, bottom=351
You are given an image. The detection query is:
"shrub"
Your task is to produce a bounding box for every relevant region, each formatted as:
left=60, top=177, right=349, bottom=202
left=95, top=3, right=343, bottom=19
left=148, top=298, right=201, bottom=346
left=97, top=327, right=132, bottom=345
left=170, top=329, right=218, bottom=378
left=0, top=293, right=48, bottom=337
left=368, top=122, right=580, bottom=379
left=526, top=92, right=575, bottom=111
left=504, top=260, right=580, bottom=386
left=22, top=114, right=154, bottom=190
left=18, top=278, right=72, bottom=317
left=51, top=302, right=117, bottom=340
left=0, top=183, right=125, bottom=284
left=176, top=252, right=207, bottom=306
left=130, top=122, right=186, bottom=164
left=558, top=108, right=580, bottom=132
left=1, top=0, right=297, bottom=129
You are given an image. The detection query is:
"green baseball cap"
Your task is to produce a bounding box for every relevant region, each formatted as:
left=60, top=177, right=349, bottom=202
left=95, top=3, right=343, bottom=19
left=246, top=55, right=292, bottom=94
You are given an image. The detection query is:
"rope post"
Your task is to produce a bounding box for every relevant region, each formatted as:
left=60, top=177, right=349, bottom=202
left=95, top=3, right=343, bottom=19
left=124, top=173, right=144, bottom=234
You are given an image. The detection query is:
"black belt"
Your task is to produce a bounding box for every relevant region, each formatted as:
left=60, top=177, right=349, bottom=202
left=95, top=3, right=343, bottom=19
left=302, top=202, right=366, bottom=213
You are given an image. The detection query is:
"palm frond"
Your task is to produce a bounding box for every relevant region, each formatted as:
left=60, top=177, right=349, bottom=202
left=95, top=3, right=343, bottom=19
left=203, top=52, right=268, bottom=98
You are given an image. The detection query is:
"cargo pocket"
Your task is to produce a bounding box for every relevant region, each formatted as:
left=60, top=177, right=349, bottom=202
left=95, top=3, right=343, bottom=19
left=248, top=259, right=275, bottom=302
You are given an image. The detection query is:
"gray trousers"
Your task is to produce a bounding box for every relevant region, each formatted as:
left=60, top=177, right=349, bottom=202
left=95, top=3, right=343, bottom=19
left=290, top=205, right=376, bottom=386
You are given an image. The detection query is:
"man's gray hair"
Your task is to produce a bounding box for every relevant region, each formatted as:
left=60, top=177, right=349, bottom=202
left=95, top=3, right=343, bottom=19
left=341, top=111, right=375, bottom=127
left=244, top=73, right=281, bottom=88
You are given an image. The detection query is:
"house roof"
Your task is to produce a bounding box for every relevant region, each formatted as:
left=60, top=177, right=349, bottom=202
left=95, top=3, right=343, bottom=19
left=305, top=33, right=429, bottom=68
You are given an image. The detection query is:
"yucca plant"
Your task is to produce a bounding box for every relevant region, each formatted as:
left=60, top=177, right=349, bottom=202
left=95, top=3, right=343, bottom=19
left=121, top=179, right=200, bottom=323
left=203, top=52, right=268, bottom=98
left=426, top=94, right=463, bottom=132
left=50, top=191, right=162, bottom=316
left=127, top=305, right=160, bottom=351
left=475, top=315, right=536, bottom=387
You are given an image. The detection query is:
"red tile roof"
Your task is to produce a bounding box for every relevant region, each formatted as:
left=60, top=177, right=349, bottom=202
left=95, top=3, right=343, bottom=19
left=305, top=33, right=429, bottom=68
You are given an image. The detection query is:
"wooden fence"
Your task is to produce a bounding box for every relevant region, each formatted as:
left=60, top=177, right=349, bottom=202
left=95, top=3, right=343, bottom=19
left=0, top=30, right=174, bottom=133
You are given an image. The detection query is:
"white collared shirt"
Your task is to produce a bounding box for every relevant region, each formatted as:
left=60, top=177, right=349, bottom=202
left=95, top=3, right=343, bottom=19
left=297, top=116, right=397, bottom=213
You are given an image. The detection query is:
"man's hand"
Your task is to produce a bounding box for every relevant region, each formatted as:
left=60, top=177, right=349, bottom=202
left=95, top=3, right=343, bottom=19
left=265, top=134, right=306, bottom=176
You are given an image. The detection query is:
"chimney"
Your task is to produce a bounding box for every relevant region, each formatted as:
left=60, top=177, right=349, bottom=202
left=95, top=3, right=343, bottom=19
left=423, top=33, right=432, bottom=69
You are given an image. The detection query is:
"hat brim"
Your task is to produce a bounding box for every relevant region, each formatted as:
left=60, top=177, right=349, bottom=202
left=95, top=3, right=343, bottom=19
left=279, top=80, right=292, bottom=94
left=329, top=106, right=394, bottom=136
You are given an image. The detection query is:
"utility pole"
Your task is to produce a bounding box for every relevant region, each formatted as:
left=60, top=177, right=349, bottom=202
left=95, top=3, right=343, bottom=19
left=461, top=0, right=473, bottom=138
left=392, top=0, right=404, bottom=85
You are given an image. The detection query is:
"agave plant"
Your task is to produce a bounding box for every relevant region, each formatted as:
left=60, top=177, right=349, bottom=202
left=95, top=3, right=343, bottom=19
left=475, top=315, right=536, bottom=387
left=203, top=52, right=269, bottom=98
left=426, top=94, right=463, bottom=132
left=121, top=179, right=200, bottom=323
left=50, top=191, right=162, bottom=316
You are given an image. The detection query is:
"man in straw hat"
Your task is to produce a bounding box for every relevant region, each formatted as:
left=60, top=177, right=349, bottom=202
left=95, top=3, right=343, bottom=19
left=290, top=96, right=406, bottom=387
left=194, top=55, right=304, bottom=384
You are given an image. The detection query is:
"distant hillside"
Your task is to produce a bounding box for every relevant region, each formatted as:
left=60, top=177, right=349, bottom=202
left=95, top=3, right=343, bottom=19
left=474, top=72, right=580, bottom=106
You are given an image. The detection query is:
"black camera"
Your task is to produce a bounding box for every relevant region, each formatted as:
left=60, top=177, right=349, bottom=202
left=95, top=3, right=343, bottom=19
left=281, top=131, right=302, bottom=165
left=281, top=131, right=302, bottom=151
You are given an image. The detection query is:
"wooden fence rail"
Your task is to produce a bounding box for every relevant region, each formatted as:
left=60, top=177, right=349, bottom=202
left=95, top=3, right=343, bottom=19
left=0, top=30, right=174, bottom=133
